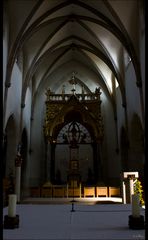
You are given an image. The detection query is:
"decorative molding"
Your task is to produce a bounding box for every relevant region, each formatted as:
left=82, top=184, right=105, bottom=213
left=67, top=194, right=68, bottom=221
left=44, top=89, right=103, bottom=141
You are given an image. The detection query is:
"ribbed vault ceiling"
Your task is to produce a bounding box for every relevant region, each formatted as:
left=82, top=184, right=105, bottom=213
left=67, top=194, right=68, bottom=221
left=4, top=0, right=142, bottom=110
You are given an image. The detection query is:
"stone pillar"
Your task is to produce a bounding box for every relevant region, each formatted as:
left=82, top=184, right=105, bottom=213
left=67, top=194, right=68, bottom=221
left=15, top=153, right=22, bottom=202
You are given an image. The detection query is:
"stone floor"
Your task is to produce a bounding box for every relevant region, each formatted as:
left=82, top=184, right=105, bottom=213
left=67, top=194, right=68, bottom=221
left=3, top=198, right=145, bottom=240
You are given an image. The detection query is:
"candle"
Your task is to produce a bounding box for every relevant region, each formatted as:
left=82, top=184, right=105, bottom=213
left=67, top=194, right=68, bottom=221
left=8, top=194, right=17, bottom=217
left=122, top=181, right=126, bottom=204
left=132, top=194, right=140, bottom=217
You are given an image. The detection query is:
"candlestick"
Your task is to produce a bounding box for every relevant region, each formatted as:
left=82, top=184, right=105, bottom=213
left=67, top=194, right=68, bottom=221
left=8, top=194, right=16, bottom=217
left=132, top=194, right=140, bottom=217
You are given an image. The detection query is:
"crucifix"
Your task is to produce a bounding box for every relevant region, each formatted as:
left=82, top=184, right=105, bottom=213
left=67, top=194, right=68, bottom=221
left=69, top=71, right=77, bottom=94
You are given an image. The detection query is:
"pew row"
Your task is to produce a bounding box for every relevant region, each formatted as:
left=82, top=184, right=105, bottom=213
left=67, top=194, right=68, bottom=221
left=29, top=185, right=121, bottom=198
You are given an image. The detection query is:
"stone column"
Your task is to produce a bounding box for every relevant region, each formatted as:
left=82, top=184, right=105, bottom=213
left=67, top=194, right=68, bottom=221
left=15, top=153, right=22, bottom=202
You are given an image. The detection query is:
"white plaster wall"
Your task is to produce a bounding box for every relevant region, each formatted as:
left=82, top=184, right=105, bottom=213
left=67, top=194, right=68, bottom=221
left=29, top=92, right=46, bottom=186
left=5, top=63, right=22, bottom=141
left=140, top=25, right=145, bottom=110
left=115, top=62, right=144, bottom=171
left=125, top=63, right=142, bottom=141
left=101, top=95, right=121, bottom=184
left=125, top=63, right=142, bottom=124
left=124, top=63, right=144, bottom=172
left=116, top=86, right=126, bottom=143
left=3, top=7, right=23, bottom=179
left=22, top=86, right=32, bottom=146
left=139, top=2, right=145, bottom=108
left=3, top=9, right=9, bottom=97
left=21, top=86, right=32, bottom=190
left=3, top=62, right=22, bottom=180
left=22, top=87, right=31, bottom=138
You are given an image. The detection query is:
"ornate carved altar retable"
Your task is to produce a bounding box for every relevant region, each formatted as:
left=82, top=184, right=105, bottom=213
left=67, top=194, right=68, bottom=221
left=43, top=87, right=104, bottom=184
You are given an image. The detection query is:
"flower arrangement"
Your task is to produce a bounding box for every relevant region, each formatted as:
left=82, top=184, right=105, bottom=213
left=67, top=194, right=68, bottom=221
left=134, top=179, right=145, bottom=206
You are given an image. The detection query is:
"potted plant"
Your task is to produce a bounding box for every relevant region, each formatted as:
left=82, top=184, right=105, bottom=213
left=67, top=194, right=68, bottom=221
left=134, top=179, right=145, bottom=206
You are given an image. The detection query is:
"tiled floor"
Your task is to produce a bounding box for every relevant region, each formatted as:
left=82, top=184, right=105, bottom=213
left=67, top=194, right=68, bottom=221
left=3, top=199, right=145, bottom=240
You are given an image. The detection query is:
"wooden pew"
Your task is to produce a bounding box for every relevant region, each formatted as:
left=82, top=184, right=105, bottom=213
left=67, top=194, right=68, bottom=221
left=41, top=181, right=53, bottom=197
left=41, top=187, right=52, bottom=197
left=30, top=187, right=41, bottom=197
left=68, top=187, right=81, bottom=197
left=96, top=186, right=108, bottom=197
left=84, top=186, right=95, bottom=197
left=108, top=187, right=121, bottom=197
left=52, top=186, right=65, bottom=198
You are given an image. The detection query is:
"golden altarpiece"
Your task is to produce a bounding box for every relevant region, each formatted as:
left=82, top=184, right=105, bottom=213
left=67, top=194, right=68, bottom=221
left=43, top=86, right=104, bottom=187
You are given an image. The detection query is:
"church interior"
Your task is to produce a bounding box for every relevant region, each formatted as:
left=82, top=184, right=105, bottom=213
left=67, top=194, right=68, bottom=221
left=3, top=0, right=145, bottom=208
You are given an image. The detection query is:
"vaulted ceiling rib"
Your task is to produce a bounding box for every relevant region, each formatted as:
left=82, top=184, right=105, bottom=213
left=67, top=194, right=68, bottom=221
left=4, top=0, right=141, bottom=114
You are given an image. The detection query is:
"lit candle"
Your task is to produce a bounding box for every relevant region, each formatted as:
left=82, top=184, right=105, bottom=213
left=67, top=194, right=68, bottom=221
left=8, top=194, right=17, bottom=217
left=132, top=194, right=140, bottom=217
